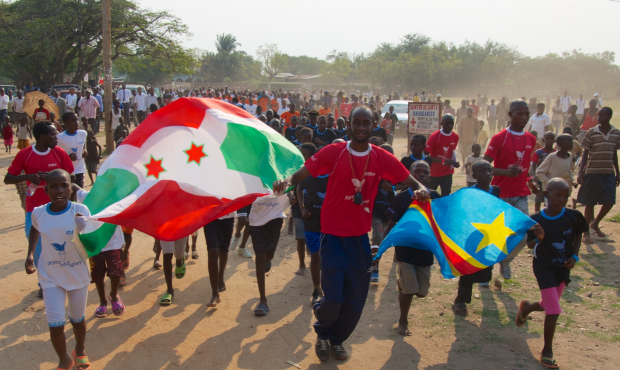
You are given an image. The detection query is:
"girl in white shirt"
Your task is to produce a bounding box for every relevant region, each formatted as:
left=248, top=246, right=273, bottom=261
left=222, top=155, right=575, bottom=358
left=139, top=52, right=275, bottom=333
left=25, top=169, right=92, bottom=370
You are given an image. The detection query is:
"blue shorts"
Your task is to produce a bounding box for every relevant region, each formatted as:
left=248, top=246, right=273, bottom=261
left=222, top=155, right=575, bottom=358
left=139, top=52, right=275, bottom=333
left=25, top=212, right=42, bottom=267
left=304, top=231, right=322, bottom=255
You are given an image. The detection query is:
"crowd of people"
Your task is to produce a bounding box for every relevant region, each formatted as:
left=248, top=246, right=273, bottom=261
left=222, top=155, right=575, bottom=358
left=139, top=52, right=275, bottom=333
left=2, top=83, right=617, bottom=369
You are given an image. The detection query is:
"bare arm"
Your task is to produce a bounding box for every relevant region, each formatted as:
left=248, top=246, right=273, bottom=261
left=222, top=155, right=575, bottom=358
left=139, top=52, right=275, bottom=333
left=4, top=172, right=40, bottom=185
left=614, top=151, right=619, bottom=187
left=577, top=148, right=590, bottom=184
left=25, top=226, right=40, bottom=274
left=273, top=166, right=312, bottom=194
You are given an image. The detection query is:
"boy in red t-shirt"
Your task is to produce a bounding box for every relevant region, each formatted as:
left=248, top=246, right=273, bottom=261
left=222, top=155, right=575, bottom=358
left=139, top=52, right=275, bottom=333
left=484, top=100, right=538, bottom=280
left=424, top=114, right=460, bottom=196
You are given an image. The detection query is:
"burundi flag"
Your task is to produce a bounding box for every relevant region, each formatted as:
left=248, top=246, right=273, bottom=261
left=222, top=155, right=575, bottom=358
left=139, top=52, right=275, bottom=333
left=374, top=188, right=536, bottom=279
left=78, top=98, right=304, bottom=256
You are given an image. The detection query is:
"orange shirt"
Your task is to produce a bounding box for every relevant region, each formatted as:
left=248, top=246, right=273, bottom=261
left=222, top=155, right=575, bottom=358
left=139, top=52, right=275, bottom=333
left=319, top=108, right=331, bottom=116
left=258, top=97, right=269, bottom=112
left=280, top=111, right=300, bottom=125
left=270, top=99, right=278, bottom=111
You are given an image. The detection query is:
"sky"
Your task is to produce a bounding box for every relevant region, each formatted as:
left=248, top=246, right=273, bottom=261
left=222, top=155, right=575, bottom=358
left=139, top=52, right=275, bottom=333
left=140, top=0, right=619, bottom=63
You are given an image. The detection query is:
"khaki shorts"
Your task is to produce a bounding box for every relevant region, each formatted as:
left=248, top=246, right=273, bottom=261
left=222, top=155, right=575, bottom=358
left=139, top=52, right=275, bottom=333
left=160, top=237, right=188, bottom=259
left=397, top=261, right=431, bottom=296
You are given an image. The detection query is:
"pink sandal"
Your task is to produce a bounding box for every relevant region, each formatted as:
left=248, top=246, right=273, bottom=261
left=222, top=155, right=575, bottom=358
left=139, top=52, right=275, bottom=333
left=94, top=305, right=107, bottom=318
left=110, top=295, right=125, bottom=316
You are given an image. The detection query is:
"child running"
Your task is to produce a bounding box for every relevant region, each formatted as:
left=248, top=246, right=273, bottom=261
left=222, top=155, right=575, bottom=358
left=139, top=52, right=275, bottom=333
left=84, top=132, right=101, bottom=185
left=73, top=184, right=125, bottom=318
left=158, top=236, right=188, bottom=306
left=536, top=134, right=577, bottom=199
left=297, top=142, right=326, bottom=305
left=16, top=116, right=32, bottom=150
left=464, top=144, right=484, bottom=187
left=248, top=194, right=289, bottom=316
left=25, top=169, right=92, bottom=370
left=452, top=160, right=500, bottom=315
left=204, top=211, right=236, bottom=307
left=384, top=160, right=438, bottom=336
left=516, top=178, right=587, bottom=369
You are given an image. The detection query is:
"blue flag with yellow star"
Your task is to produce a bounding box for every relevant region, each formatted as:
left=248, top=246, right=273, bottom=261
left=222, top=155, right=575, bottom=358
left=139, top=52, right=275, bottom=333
left=375, top=188, right=536, bottom=278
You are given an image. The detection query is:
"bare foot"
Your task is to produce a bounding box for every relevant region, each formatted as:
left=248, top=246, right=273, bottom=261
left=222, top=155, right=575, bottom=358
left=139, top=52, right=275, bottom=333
left=218, top=281, right=226, bottom=292
left=207, top=295, right=221, bottom=307
left=397, top=322, right=411, bottom=336
left=295, top=266, right=306, bottom=276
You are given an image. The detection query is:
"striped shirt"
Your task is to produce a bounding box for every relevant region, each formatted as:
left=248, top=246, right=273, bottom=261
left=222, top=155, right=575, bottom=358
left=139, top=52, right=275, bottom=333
left=581, top=125, right=620, bottom=174
left=77, top=97, right=100, bottom=119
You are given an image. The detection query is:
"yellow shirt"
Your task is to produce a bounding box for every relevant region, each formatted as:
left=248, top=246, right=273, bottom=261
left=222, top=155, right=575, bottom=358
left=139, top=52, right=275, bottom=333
left=477, top=130, right=489, bottom=148
left=413, top=96, right=420, bottom=102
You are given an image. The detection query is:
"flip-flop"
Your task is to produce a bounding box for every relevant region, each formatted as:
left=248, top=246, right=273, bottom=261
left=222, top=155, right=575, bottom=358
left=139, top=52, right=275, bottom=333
left=159, top=293, right=173, bottom=306
left=516, top=300, right=528, bottom=327
left=94, top=305, right=107, bottom=318
left=452, top=303, right=468, bottom=316
left=540, top=354, right=560, bottom=369
left=192, top=251, right=199, bottom=259
left=175, top=261, right=186, bottom=279
left=582, top=236, right=594, bottom=244
left=590, top=228, right=607, bottom=238
left=153, top=260, right=162, bottom=269
left=184, top=252, right=189, bottom=260
left=71, top=350, right=91, bottom=370
left=57, top=359, right=75, bottom=370
left=254, top=303, right=270, bottom=316
left=110, top=294, right=125, bottom=316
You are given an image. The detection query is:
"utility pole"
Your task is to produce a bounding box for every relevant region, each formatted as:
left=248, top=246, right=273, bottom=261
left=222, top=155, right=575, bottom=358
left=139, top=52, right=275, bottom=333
left=102, top=0, right=113, bottom=153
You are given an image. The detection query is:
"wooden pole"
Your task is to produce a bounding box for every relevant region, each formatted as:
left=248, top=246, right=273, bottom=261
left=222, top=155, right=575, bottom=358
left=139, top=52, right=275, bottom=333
left=102, top=0, right=114, bottom=153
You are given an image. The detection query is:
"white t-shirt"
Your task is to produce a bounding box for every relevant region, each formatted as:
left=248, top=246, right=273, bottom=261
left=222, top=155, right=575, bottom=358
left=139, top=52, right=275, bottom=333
left=66, top=94, right=78, bottom=110
left=12, top=97, right=25, bottom=113
left=134, top=93, right=147, bottom=111
left=145, top=94, right=158, bottom=110
left=75, top=189, right=124, bottom=252
left=0, top=94, right=9, bottom=110
left=277, top=107, right=288, bottom=117
left=560, top=96, right=572, bottom=112
left=525, top=113, right=550, bottom=137
left=246, top=105, right=257, bottom=116
left=118, top=89, right=132, bottom=103
left=31, top=202, right=91, bottom=291
left=576, top=99, right=586, bottom=114
left=57, top=130, right=87, bottom=174
left=249, top=195, right=288, bottom=226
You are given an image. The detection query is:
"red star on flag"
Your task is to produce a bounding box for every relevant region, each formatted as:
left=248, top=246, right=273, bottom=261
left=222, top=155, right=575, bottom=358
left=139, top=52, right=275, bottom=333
left=184, top=142, right=207, bottom=165
left=144, top=156, right=166, bottom=179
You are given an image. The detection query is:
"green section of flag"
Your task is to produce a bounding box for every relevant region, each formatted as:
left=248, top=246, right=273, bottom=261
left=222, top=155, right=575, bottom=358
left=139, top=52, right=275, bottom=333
left=79, top=168, right=140, bottom=257
left=220, top=122, right=304, bottom=188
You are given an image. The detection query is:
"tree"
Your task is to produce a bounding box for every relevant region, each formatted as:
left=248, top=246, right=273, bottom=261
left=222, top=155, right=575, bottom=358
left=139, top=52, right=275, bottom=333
left=0, top=0, right=190, bottom=86
left=215, top=34, right=241, bottom=54
left=256, top=44, right=288, bottom=83
left=287, top=55, right=327, bottom=75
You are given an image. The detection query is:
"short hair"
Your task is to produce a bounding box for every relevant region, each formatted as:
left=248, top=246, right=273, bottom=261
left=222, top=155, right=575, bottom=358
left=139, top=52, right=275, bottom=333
left=62, top=112, right=76, bottom=122
left=556, top=133, right=573, bottom=143
left=33, top=121, right=51, bottom=140
left=379, top=144, right=394, bottom=154
left=600, top=106, right=613, bottom=116
left=472, top=159, right=491, bottom=173
left=369, top=136, right=381, bottom=145
left=472, top=143, right=481, bottom=150
left=537, top=103, right=545, bottom=108
left=47, top=168, right=71, bottom=183
left=300, top=142, right=317, bottom=155
left=258, top=114, right=266, bottom=122
left=300, top=127, right=313, bottom=137
left=444, top=99, right=450, bottom=104
left=410, top=160, right=430, bottom=172
left=562, top=126, right=573, bottom=135
left=411, top=134, right=427, bottom=145
left=349, top=105, right=373, bottom=122
left=509, top=100, right=528, bottom=113
left=150, top=104, right=158, bottom=112
left=544, top=131, right=556, bottom=139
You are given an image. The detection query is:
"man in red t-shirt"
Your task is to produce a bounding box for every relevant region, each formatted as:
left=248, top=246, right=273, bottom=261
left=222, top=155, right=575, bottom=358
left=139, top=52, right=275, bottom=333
left=274, top=106, right=428, bottom=362
left=424, top=115, right=460, bottom=196
left=4, top=121, right=74, bottom=297
left=484, top=100, right=537, bottom=279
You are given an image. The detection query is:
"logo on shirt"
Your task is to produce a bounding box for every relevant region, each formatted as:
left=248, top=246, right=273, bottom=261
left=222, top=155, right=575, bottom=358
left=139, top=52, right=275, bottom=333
left=364, top=172, right=376, bottom=177
left=48, top=163, right=58, bottom=167
left=551, top=241, right=567, bottom=263
left=563, top=228, right=572, bottom=235
left=488, top=145, right=494, bottom=150
left=515, top=151, right=524, bottom=159
left=66, top=230, right=73, bottom=235
left=351, top=179, right=365, bottom=188
left=51, top=241, right=67, bottom=263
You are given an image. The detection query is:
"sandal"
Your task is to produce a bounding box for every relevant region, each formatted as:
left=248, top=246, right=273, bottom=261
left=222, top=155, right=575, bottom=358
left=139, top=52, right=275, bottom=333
left=72, top=350, right=91, bottom=370
left=254, top=303, right=270, bottom=316
left=516, top=300, right=528, bottom=327
left=184, top=252, right=189, bottom=260
left=110, top=294, right=125, bottom=316
left=582, top=236, right=593, bottom=244
left=452, top=303, right=468, bottom=316
left=192, top=251, right=199, bottom=259
left=159, top=293, right=173, bottom=306
left=57, top=359, right=75, bottom=370
left=94, top=305, right=108, bottom=318
left=175, top=261, right=186, bottom=279
left=153, top=260, right=162, bottom=269
left=540, top=354, right=560, bottom=369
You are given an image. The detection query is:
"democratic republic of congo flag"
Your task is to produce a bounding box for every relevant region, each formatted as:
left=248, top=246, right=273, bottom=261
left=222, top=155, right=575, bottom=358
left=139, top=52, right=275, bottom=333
left=374, top=188, right=536, bottom=278
left=78, top=98, right=304, bottom=257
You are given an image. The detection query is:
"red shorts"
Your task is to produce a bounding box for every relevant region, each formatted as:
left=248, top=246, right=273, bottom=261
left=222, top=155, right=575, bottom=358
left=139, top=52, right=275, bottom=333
left=89, top=249, right=123, bottom=282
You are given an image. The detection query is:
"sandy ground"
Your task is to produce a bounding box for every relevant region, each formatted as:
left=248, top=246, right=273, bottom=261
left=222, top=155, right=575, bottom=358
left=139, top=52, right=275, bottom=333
left=1, top=119, right=620, bottom=370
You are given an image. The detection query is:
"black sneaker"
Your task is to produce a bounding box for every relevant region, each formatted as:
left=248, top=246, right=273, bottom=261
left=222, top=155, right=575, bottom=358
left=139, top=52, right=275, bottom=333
left=315, top=338, right=330, bottom=361
left=331, top=344, right=348, bottom=361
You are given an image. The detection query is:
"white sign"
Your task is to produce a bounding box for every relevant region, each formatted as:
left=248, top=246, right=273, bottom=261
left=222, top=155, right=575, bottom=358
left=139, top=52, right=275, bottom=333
left=408, top=102, right=441, bottom=135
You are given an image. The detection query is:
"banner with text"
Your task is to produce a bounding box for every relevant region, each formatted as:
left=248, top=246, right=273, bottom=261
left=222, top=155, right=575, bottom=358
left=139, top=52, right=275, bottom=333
left=408, top=102, right=441, bottom=135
